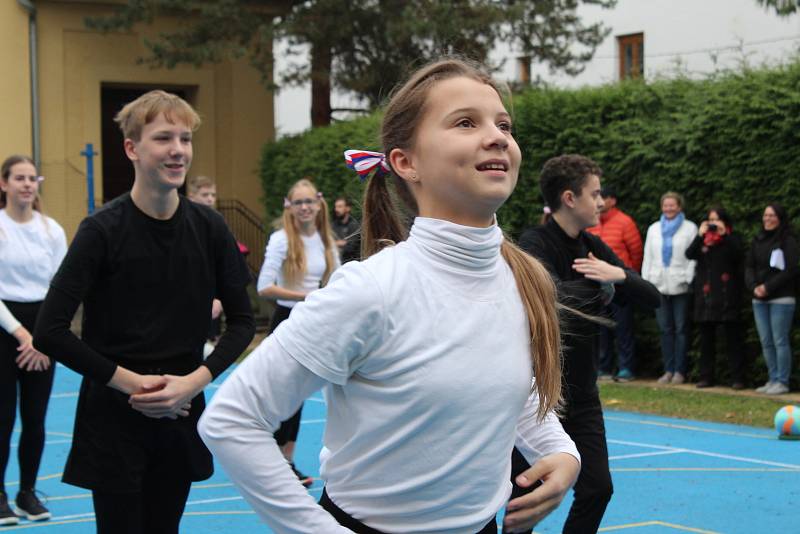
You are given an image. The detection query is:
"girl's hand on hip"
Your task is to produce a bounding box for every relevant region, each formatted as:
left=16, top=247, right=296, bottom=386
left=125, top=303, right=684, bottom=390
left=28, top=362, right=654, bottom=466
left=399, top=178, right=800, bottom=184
left=503, top=452, right=580, bottom=533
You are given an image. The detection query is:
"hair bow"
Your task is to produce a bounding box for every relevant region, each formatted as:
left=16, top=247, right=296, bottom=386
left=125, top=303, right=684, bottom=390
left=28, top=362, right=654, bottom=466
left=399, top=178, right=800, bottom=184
left=344, top=150, right=391, bottom=181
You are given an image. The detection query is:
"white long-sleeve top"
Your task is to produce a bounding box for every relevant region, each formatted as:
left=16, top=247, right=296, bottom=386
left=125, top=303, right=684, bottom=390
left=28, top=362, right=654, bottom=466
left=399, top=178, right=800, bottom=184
left=0, top=209, right=67, bottom=331
left=200, top=216, right=579, bottom=534
left=642, top=218, right=697, bottom=295
left=256, top=229, right=340, bottom=308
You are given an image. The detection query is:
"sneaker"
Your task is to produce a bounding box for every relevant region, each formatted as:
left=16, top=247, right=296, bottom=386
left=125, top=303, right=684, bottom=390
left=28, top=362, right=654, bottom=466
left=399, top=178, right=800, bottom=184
left=614, top=369, right=635, bottom=382
left=657, top=372, right=673, bottom=384
left=695, top=380, right=713, bottom=388
left=671, top=373, right=686, bottom=385
left=765, top=382, right=789, bottom=395
left=755, top=381, right=773, bottom=393
left=14, top=489, right=50, bottom=522
left=290, top=463, right=313, bottom=488
left=0, top=492, right=19, bottom=526
left=597, top=372, right=613, bottom=382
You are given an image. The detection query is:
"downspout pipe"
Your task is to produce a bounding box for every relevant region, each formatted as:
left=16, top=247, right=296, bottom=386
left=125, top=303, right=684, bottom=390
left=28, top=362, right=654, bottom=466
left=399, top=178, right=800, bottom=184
left=17, top=0, right=40, bottom=169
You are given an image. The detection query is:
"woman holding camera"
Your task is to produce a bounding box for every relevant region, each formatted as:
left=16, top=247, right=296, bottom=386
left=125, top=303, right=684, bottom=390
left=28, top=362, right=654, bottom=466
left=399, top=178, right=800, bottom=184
left=685, top=206, right=745, bottom=389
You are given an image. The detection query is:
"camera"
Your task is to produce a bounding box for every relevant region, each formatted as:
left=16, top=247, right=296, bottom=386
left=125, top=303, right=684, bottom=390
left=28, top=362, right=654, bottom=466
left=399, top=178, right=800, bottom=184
left=708, top=223, right=718, bottom=231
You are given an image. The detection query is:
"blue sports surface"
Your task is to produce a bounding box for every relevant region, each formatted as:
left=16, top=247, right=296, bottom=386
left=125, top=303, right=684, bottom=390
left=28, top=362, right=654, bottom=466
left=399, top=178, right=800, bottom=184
left=3, top=364, right=798, bottom=533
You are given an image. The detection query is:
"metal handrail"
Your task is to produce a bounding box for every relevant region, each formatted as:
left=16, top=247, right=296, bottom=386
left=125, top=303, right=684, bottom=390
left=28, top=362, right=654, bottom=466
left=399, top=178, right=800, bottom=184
left=217, top=199, right=267, bottom=277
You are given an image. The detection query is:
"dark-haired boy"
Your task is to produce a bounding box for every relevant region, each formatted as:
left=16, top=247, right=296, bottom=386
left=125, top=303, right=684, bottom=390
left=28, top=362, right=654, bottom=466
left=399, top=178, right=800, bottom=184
left=514, top=154, right=660, bottom=533
left=35, top=90, right=255, bottom=533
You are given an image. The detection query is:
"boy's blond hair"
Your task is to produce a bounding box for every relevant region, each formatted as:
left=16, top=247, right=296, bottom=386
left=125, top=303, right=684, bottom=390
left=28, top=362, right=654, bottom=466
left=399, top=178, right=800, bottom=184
left=187, top=175, right=216, bottom=195
left=114, top=90, right=201, bottom=141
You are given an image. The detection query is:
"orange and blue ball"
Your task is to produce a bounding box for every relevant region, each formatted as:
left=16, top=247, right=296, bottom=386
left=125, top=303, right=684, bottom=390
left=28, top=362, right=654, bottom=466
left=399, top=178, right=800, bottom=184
left=774, top=405, right=800, bottom=440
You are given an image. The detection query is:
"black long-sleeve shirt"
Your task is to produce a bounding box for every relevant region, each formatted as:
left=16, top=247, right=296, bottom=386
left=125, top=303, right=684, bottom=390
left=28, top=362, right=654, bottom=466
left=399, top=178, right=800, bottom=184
left=34, top=194, right=255, bottom=384
left=519, top=218, right=660, bottom=403
left=744, top=230, right=799, bottom=300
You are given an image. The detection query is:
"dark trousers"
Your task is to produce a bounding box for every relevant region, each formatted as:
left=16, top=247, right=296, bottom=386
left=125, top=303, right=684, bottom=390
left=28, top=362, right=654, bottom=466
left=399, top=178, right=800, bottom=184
left=508, top=399, right=612, bottom=534
left=598, top=301, right=635, bottom=374
left=0, top=301, right=55, bottom=493
left=320, top=489, right=497, bottom=533
left=270, top=305, right=303, bottom=446
left=92, top=470, right=192, bottom=534
left=698, top=321, right=744, bottom=384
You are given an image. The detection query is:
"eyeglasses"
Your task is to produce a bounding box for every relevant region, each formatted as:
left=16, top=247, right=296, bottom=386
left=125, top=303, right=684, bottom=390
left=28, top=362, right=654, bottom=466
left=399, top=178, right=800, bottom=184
left=290, top=198, right=319, bottom=207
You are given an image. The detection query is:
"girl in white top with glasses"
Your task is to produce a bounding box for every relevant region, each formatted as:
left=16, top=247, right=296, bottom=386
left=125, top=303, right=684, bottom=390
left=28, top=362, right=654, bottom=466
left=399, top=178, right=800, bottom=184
left=256, top=178, right=340, bottom=486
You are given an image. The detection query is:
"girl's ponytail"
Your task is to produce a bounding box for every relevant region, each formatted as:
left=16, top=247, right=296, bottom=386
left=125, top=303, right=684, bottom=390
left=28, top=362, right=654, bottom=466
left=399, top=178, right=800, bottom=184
left=501, top=239, right=563, bottom=418
left=361, top=173, right=411, bottom=259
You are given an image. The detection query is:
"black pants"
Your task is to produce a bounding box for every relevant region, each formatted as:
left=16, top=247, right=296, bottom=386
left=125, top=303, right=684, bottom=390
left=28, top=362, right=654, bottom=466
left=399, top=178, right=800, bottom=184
left=320, top=488, right=497, bottom=533
left=508, top=399, right=612, bottom=534
left=92, top=471, right=192, bottom=534
left=0, top=301, right=55, bottom=493
left=698, top=321, right=744, bottom=384
left=270, top=305, right=303, bottom=446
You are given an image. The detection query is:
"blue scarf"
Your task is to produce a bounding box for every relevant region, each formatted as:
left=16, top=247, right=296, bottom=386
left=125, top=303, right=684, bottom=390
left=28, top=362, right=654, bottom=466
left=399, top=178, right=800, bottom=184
left=660, top=212, right=685, bottom=267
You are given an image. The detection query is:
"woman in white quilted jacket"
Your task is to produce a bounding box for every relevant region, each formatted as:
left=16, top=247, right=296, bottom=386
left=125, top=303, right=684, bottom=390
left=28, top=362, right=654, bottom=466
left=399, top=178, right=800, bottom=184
left=642, top=192, right=697, bottom=385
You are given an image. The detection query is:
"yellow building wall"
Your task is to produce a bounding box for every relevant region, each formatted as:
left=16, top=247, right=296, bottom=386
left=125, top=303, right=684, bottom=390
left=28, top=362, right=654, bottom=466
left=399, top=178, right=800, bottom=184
left=0, top=3, right=33, bottom=159
left=6, top=1, right=276, bottom=238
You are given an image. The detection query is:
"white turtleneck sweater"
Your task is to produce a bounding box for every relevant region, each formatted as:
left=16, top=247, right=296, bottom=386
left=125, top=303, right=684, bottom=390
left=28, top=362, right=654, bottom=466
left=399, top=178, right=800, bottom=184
left=199, top=217, right=578, bottom=534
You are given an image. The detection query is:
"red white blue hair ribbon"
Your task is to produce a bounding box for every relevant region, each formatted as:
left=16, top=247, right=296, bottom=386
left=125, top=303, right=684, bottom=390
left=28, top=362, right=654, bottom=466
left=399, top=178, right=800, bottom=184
left=344, top=150, right=391, bottom=181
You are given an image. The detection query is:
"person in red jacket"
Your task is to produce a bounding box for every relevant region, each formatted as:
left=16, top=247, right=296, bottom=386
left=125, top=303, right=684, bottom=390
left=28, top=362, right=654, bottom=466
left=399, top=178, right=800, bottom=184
left=587, top=186, right=643, bottom=381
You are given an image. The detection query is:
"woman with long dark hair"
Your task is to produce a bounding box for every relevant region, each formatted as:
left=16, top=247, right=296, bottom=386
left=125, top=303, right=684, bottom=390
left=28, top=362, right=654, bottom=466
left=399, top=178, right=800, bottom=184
left=745, top=203, right=798, bottom=395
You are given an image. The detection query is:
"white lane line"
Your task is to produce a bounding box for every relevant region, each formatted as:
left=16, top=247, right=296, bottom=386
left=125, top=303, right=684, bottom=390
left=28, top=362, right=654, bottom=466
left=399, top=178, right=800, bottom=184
left=609, top=450, right=684, bottom=461
left=604, top=414, right=772, bottom=440
left=608, top=438, right=800, bottom=469
left=50, top=391, right=79, bottom=399
left=186, top=496, right=244, bottom=506
left=10, top=439, right=72, bottom=449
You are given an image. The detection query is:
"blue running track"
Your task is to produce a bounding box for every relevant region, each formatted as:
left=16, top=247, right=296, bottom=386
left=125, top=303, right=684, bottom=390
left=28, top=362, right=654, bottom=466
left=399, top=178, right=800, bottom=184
left=2, top=365, right=797, bottom=533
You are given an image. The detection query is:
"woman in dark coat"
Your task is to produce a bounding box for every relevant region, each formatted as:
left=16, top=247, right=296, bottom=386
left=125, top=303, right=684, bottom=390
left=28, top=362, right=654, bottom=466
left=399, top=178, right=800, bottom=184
left=745, top=203, right=798, bottom=395
left=685, top=206, right=745, bottom=389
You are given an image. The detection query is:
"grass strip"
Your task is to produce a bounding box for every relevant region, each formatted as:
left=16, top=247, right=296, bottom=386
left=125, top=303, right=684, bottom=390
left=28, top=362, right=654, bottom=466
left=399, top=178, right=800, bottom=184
left=599, top=383, right=790, bottom=428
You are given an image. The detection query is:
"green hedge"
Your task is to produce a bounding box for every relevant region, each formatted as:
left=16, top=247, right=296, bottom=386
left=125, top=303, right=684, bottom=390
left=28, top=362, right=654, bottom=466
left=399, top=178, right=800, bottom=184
left=259, top=60, right=800, bottom=387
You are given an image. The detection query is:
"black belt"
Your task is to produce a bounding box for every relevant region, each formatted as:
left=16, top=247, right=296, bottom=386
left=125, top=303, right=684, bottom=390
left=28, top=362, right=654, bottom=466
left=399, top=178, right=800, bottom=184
left=319, top=488, right=497, bottom=534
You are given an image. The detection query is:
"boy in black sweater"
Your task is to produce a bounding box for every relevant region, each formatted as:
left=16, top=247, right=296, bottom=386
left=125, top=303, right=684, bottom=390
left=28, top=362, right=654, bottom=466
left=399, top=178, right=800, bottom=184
left=34, top=91, right=255, bottom=534
left=513, top=155, right=659, bottom=533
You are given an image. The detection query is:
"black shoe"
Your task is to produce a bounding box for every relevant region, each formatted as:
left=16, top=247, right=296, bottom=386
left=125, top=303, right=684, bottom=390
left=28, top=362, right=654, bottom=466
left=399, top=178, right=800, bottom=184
left=0, top=492, right=19, bottom=526
left=696, top=380, right=714, bottom=388
left=15, top=489, right=51, bottom=521
left=290, top=463, right=313, bottom=488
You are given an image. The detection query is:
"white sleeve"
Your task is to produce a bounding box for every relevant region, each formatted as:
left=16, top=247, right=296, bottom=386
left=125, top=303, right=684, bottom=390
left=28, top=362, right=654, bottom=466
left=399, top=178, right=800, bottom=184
left=641, top=226, right=654, bottom=282
left=257, top=231, right=288, bottom=292
left=198, top=336, right=353, bottom=534
left=684, top=223, right=698, bottom=284
left=514, top=382, right=580, bottom=466
left=50, top=220, right=68, bottom=278
left=272, top=261, right=384, bottom=384
left=0, top=300, right=21, bottom=334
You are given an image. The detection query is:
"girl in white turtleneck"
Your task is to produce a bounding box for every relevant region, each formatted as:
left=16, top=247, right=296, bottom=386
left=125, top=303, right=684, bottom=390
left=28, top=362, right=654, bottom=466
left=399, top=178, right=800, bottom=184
left=199, top=58, right=580, bottom=534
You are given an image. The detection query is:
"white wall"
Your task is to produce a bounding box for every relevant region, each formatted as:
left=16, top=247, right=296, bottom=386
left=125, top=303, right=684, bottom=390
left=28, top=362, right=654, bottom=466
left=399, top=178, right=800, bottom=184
left=492, top=0, right=800, bottom=86
left=275, top=0, right=799, bottom=136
